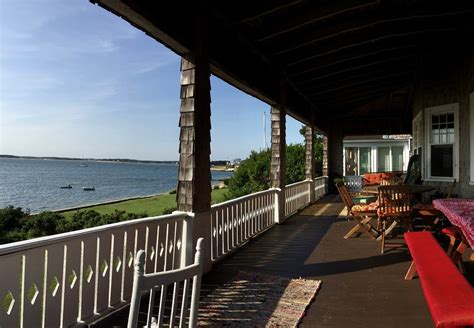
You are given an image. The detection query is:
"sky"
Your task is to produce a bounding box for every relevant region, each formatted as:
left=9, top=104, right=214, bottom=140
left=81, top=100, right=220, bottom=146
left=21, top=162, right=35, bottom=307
left=0, top=0, right=305, bottom=161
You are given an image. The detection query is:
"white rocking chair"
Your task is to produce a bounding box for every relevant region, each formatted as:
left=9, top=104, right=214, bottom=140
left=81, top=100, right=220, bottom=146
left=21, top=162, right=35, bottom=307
left=127, top=238, right=204, bottom=328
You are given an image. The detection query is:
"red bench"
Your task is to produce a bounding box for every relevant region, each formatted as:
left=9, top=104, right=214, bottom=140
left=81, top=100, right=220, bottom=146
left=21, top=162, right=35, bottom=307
left=404, top=231, right=474, bottom=327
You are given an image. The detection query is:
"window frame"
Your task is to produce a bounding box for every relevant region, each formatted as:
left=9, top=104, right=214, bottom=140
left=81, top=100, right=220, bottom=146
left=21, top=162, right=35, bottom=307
left=342, top=142, right=410, bottom=175
left=412, top=111, right=423, bottom=178
left=424, top=103, right=459, bottom=181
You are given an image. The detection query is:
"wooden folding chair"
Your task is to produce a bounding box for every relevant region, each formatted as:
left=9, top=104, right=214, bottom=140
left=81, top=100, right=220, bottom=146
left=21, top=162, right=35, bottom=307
left=377, top=185, right=413, bottom=254
left=128, top=238, right=204, bottom=328
left=337, top=184, right=379, bottom=240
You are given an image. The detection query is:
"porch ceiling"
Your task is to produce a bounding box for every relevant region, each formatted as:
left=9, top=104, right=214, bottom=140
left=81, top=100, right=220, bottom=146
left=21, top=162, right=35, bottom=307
left=91, top=0, right=474, bottom=135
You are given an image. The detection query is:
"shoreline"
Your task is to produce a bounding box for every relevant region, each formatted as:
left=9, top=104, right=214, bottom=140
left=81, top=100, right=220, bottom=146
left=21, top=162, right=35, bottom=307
left=47, top=180, right=226, bottom=215
left=50, top=191, right=170, bottom=214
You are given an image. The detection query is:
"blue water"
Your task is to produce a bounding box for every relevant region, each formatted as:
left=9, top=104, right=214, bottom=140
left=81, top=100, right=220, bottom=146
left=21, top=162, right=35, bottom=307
left=0, top=158, right=233, bottom=212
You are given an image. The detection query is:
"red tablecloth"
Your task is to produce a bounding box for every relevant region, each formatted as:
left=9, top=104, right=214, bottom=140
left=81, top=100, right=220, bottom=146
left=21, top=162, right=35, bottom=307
left=432, top=198, right=474, bottom=248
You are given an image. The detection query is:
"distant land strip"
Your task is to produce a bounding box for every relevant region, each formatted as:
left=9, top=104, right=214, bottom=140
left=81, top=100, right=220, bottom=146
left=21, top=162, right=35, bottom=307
left=0, top=154, right=228, bottom=166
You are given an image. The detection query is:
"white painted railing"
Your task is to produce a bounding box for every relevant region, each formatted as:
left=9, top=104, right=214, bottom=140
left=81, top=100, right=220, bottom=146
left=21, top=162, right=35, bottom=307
left=210, top=189, right=276, bottom=262
left=0, top=213, right=188, bottom=327
left=285, top=180, right=311, bottom=217
left=314, top=176, right=328, bottom=200
left=0, top=177, right=329, bottom=327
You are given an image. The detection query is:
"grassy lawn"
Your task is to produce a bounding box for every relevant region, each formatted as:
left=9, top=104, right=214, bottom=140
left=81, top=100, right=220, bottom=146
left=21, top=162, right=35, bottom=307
left=60, top=187, right=229, bottom=219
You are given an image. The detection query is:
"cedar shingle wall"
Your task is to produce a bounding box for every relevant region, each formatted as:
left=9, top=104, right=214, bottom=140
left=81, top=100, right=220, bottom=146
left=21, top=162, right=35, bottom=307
left=412, top=36, right=474, bottom=198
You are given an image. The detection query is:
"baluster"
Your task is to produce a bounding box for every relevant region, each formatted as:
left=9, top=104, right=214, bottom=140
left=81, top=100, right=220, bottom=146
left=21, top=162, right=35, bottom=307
left=109, top=230, right=125, bottom=307
left=179, top=279, right=189, bottom=328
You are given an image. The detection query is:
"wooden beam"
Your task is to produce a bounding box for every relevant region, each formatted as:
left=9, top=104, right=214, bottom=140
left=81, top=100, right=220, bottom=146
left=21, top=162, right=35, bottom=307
left=285, top=34, right=422, bottom=73
left=295, top=55, right=415, bottom=86
left=280, top=28, right=456, bottom=67
left=312, top=80, right=409, bottom=102
left=298, top=65, right=414, bottom=93
left=316, top=90, right=404, bottom=110
left=307, top=72, right=412, bottom=96
left=256, top=0, right=377, bottom=42
left=288, top=44, right=416, bottom=78
left=263, top=4, right=473, bottom=55
left=210, top=7, right=323, bottom=127
left=237, top=0, right=305, bottom=24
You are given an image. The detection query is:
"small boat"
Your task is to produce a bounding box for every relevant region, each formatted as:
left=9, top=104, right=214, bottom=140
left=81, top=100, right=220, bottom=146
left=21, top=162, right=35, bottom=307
left=60, top=184, right=72, bottom=189
left=83, top=186, right=95, bottom=191
left=79, top=164, right=88, bottom=167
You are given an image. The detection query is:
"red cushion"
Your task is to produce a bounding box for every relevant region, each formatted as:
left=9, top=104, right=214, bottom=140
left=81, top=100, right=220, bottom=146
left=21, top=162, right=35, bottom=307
left=351, top=202, right=378, bottom=213
left=441, top=226, right=463, bottom=239
left=404, top=232, right=474, bottom=327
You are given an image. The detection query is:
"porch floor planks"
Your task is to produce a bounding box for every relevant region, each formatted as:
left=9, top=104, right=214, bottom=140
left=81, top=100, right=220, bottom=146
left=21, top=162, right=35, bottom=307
left=202, top=195, right=433, bottom=327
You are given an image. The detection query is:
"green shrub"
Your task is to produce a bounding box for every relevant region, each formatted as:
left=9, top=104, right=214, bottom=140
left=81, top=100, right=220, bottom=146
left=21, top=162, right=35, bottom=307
left=162, top=206, right=177, bottom=215
left=169, top=189, right=177, bottom=194
left=0, top=206, right=27, bottom=231
left=22, top=212, right=62, bottom=239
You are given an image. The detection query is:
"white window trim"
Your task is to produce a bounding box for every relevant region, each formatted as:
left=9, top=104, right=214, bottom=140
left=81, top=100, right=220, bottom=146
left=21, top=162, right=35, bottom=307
left=470, top=92, right=474, bottom=183
left=424, top=103, right=459, bottom=181
left=342, top=142, right=410, bottom=175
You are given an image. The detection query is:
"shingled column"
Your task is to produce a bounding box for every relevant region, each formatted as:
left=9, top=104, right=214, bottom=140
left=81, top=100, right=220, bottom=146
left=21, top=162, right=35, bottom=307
left=270, top=105, right=286, bottom=223
left=304, top=120, right=315, bottom=203
left=322, top=135, right=329, bottom=177
left=177, top=56, right=212, bottom=213
left=176, top=55, right=212, bottom=271
left=327, top=125, right=344, bottom=193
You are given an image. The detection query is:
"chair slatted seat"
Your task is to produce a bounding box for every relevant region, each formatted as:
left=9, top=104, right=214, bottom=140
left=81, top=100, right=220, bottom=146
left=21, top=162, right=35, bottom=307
left=337, top=184, right=379, bottom=239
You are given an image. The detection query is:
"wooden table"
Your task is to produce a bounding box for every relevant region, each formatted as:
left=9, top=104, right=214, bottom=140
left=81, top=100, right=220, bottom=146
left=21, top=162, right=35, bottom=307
left=361, top=184, right=437, bottom=195
left=432, top=198, right=474, bottom=249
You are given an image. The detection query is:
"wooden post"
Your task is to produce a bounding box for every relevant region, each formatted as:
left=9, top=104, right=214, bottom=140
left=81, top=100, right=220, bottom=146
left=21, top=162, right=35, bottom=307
left=176, top=2, right=214, bottom=273
left=176, top=56, right=212, bottom=213
left=322, top=135, right=329, bottom=177
left=270, top=105, right=286, bottom=223
left=305, top=121, right=315, bottom=203
left=327, top=124, right=344, bottom=193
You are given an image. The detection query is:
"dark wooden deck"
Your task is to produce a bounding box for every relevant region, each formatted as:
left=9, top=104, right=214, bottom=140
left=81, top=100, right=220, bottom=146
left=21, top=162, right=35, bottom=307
left=202, top=195, right=433, bottom=327
left=93, top=195, right=437, bottom=327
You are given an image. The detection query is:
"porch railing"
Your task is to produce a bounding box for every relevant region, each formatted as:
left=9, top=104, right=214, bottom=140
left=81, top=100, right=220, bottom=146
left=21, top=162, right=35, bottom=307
left=315, top=176, right=328, bottom=199
left=0, top=213, right=188, bottom=327
left=285, top=180, right=311, bottom=217
left=210, top=189, right=276, bottom=262
left=0, top=177, right=328, bottom=327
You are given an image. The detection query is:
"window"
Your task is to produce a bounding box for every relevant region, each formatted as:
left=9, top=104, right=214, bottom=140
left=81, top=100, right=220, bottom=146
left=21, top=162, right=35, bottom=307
left=391, top=146, right=404, bottom=171
left=344, top=144, right=408, bottom=175
left=377, top=147, right=391, bottom=172
left=412, top=112, right=423, bottom=177
left=425, top=104, right=459, bottom=180
left=345, top=147, right=358, bottom=176
left=359, top=147, right=371, bottom=175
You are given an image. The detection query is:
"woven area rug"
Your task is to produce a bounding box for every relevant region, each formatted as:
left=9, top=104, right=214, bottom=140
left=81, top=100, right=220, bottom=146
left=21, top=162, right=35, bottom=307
left=197, top=271, right=321, bottom=327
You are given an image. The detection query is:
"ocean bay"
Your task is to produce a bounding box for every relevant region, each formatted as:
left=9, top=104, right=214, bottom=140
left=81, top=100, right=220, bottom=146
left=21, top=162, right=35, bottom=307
left=0, top=158, right=233, bottom=212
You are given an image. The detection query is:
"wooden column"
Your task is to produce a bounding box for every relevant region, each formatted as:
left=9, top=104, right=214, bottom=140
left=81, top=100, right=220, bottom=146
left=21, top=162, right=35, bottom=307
left=176, top=55, right=212, bottom=213
left=322, top=135, right=329, bottom=176
left=270, top=105, right=286, bottom=188
left=327, top=124, right=344, bottom=193
left=305, top=121, right=316, bottom=203
left=304, top=125, right=315, bottom=181
left=270, top=105, right=286, bottom=223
